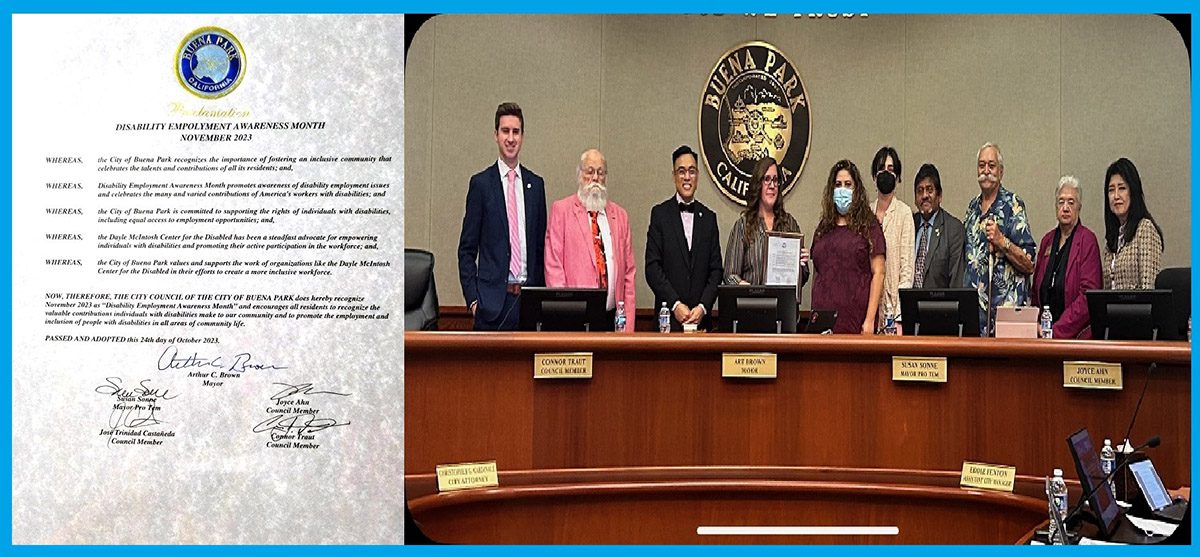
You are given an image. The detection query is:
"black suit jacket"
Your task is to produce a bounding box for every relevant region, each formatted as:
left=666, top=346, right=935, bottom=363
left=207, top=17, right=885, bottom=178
left=644, top=197, right=723, bottom=331
left=913, top=208, right=966, bottom=289
left=457, top=163, right=547, bottom=328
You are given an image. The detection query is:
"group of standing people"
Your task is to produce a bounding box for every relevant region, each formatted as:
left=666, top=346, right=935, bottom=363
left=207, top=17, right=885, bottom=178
left=458, top=102, right=1165, bottom=337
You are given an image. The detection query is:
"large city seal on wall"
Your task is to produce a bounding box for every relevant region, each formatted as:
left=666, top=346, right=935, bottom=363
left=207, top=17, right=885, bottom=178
left=699, top=41, right=811, bottom=206
left=175, top=26, right=246, bottom=99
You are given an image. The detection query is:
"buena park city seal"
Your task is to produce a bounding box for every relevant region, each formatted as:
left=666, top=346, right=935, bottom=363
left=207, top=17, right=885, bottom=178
left=698, top=41, right=811, bottom=206
left=175, top=26, right=246, bottom=99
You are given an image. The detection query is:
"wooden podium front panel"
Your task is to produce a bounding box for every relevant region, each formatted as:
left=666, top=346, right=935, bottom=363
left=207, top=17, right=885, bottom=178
left=406, top=333, right=1190, bottom=486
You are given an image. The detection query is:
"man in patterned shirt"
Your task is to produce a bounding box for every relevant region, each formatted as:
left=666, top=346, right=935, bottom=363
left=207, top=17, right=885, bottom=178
left=964, top=143, right=1036, bottom=336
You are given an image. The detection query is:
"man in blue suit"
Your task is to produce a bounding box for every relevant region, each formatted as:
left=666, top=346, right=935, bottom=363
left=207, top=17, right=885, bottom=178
left=458, top=102, right=547, bottom=330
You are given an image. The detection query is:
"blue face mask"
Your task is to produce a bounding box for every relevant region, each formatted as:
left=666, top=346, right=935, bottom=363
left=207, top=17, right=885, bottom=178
left=833, top=187, right=853, bottom=215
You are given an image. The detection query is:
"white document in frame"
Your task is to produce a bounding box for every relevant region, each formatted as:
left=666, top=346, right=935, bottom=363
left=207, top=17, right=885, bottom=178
left=11, top=14, right=403, bottom=544
left=764, top=231, right=803, bottom=287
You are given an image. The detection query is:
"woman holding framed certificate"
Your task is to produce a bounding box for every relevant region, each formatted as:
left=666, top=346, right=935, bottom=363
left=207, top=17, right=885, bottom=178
left=723, top=157, right=810, bottom=300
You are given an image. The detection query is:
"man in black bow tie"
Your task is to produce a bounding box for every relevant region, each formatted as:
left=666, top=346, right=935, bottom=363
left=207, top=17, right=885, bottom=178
left=644, top=145, right=724, bottom=331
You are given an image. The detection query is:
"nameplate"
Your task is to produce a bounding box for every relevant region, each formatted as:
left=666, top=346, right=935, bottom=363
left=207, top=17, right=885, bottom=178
left=722, top=353, right=777, bottom=378
left=892, top=356, right=948, bottom=383
left=435, top=460, right=499, bottom=492
left=960, top=461, right=1016, bottom=492
left=1063, top=361, right=1122, bottom=390
left=533, top=352, right=593, bottom=379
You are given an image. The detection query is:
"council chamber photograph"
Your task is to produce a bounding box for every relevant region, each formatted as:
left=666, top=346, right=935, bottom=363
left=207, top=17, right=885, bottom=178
left=402, top=13, right=1191, bottom=545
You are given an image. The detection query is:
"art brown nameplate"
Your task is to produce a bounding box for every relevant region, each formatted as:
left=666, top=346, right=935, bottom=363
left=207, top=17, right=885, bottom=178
left=534, top=352, right=593, bottom=379
left=1063, top=361, right=1122, bottom=390
left=435, top=461, right=499, bottom=492
left=960, top=461, right=1016, bottom=492
left=892, top=356, right=948, bottom=383
left=722, top=353, right=777, bottom=378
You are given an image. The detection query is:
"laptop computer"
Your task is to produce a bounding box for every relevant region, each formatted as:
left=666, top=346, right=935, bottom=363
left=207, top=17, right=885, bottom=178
left=995, top=306, right=1039, bottom=338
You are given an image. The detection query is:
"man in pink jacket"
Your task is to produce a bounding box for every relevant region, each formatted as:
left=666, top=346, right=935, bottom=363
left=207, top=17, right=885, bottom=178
left=545, top=148, right=637, bottom=332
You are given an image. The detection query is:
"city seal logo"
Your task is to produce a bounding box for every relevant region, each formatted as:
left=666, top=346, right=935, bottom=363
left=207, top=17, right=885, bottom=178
left=175, top=27, right=246, bottom=99
left=699, top=41, right=811, bottom=206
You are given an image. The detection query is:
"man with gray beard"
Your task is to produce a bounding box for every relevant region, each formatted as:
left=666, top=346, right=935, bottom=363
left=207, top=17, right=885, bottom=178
left=545, top=148, right=637, bottom=331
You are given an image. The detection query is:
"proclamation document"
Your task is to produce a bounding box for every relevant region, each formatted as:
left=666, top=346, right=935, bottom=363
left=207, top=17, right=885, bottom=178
left=11, top=14, right=404, bottom=544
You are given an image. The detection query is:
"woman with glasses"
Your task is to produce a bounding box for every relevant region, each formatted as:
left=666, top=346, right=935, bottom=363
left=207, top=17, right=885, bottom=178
left=811, top=159, right=886, bottom=334
left=723, top=157, right=809, bottom=295
left=1101, top=158, right=1164, bottom=290
left=1032, top=176, right=1102, bottom=338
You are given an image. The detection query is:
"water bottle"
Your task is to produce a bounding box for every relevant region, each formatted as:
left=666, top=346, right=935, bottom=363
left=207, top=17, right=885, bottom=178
left=658, top=302, right=671, bottom=333
left=883, top=304, right=897, bottom=335
left=1039, top=306, right=1053, bottom=339
left=1047, top=468, right=1069, bottom=544
left=1100, top=439, right=1116, bottom=499
left=614, top=301, right=626, bottom=332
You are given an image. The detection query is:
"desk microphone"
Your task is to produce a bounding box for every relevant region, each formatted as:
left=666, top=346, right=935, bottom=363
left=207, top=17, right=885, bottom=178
left=1063, top=435, right=1160, bottom=527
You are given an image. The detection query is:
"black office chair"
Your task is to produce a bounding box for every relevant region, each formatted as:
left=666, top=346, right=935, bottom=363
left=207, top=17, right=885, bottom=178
left=1154, top=267, right=1189, bottom=340
left=405, top=249, right=440, bottom=331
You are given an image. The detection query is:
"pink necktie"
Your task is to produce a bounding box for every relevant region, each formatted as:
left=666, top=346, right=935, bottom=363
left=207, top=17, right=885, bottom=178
left=506, top=169, right=521, bottom=279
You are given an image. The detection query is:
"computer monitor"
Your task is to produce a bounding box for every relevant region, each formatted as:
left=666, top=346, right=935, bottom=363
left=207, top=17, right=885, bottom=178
left=518, top=287, right=609, bottom=332
left=898, top=288, right=981, bottom=337
left=1067, top=428, right=1123, bottom=539
left=717, top=285, right=797, bottom=333
left=1085, top=289, right=1174, bottom=340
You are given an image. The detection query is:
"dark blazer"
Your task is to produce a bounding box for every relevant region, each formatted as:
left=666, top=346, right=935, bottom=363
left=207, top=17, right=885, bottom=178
left=912, top=209, right=966, bottom=289
left=457, top=162, right=547, bottom=328
left=1032, top=224, right=1102, bottom=339
left=644, top=197, right=723, bottom=331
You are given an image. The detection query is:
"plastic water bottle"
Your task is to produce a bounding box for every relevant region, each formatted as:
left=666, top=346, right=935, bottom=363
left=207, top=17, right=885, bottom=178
left=1100, top=439, right=1116, bottom=499
left=614, top=301, right=627, bottom=332
left=1047, top=468, right=1069, bottom=544
left=1039, top=306, right=1054, bottom=339
left=883, top=304, right=897, bottom=335
left=658, top=302, right=671, bottom=333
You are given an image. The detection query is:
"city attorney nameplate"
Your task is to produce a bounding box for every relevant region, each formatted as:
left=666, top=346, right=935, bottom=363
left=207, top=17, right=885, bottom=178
left=960, top=461, right=1016, bottom=492
left=534, top=353, right=593, bottom=379
left=1063, top=361, right=1123, bottom=390
left=892, top=356, right=948, bottom=383
left=722, top=353, right=777, bottom=378
left=436, top=461, right=499, bottom=492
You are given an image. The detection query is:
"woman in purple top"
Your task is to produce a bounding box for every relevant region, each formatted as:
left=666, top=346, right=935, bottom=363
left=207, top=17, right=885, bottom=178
left=1032, top=176, right=1102, bottom=339
left=811, top=159, right=886, bottom=334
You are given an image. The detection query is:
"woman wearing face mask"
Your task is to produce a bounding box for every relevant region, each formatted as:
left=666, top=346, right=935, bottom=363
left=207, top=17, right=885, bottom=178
left=1101, top=158, right=1164, bottom=289
left=724, top=156, right=809, bottom=296
left=811, top=159, right=886, bottom=334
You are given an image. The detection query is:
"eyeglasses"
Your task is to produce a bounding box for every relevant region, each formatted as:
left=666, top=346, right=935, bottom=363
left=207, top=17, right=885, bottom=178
left=675, top=167, right=698, bottom=177
left=583, top=167, right=607, bottom=179
left=1056, top=198, right=1077, bottom=208
left=762, top=175, right=780, bottom=185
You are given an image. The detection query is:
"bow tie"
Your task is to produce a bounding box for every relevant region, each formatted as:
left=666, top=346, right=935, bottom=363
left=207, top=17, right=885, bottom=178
left=678, top=202, right=695, bottom=213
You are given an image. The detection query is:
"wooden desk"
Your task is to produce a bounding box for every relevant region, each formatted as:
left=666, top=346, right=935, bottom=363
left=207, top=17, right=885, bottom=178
left=405, top=332, right=1190, bottom=543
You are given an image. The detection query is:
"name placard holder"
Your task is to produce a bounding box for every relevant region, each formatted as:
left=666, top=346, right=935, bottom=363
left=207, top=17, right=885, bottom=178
left=722, top=353, right=777, bottom=378
left=435, top=460, right=499, bottom=492
left=892, top=356, right=948, bottom=383
left=534, top=352, right=593, bottom=379
left=1063, top=361, right=1122, bottom=390
left=960, top=461, right=1016, bottom=492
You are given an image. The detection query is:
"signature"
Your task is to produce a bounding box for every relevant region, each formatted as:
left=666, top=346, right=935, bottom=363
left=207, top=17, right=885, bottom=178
left=270, top=382, right=351, bottom=401
left=95, top=377, right=179, bottom=400
left=96, top=377, right=173, bottom=429
left=253, top=413, right=350, bottom=441
left=157, top=344, right=288, bottom=372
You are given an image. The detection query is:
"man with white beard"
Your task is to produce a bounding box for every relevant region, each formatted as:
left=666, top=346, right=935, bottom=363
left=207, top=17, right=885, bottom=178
left=545, top=148, right=637, bottom=331
left=963, top=142, right=1036, bottom=336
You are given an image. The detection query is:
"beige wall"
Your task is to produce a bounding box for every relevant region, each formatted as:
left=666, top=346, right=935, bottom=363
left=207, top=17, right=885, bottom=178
left=406, top=14, right=1191, bottom=309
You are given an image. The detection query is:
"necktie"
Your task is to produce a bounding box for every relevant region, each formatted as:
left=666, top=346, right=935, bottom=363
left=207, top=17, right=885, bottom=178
left=913, top=222, right=929, bottom=288
left=505, top=169, right=521, bottom=279
left=589, top=211, right=608, bottom=289
left=678, top=202, right=695, bottom=213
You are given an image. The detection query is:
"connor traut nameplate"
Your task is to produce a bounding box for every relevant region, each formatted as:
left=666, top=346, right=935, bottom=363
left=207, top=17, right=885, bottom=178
left=699, top=41, right=811, bottom=206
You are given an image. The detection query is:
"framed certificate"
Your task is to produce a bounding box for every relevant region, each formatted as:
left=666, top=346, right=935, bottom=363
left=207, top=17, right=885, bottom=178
left=765, top=231, right=804, bottom=287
